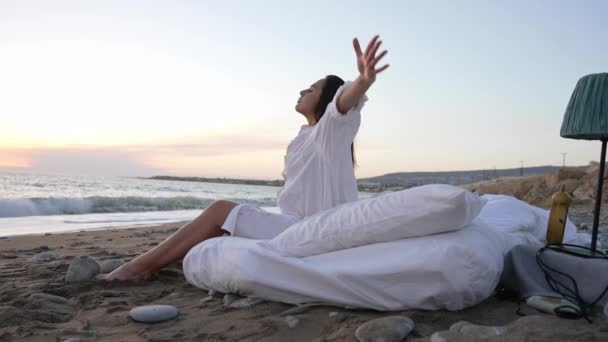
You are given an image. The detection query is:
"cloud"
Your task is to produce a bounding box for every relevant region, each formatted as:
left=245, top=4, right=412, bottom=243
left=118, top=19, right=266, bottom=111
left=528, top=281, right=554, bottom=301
left=25, top=148, right=162, bottom=177
left=122, top=136, right=285, bottom=157
left=0, top=135, right=286, bottom=177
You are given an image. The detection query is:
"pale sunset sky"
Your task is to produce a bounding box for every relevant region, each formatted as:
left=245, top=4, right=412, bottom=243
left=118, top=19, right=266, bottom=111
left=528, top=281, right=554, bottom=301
left=1, top=1, right=607, bottom=179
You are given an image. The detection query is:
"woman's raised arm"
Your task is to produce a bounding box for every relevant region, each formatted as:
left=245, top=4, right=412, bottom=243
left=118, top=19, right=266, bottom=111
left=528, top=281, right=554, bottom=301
left=336, top=35, right=389, bottom=114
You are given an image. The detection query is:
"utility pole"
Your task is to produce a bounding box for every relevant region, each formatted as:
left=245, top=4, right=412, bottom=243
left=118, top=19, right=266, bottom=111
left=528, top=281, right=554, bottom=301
left=519, top=160, right=524, bottom=176
left=493, top=166, right=497, bottom=179
left=561, top=152, right=567, bottom=168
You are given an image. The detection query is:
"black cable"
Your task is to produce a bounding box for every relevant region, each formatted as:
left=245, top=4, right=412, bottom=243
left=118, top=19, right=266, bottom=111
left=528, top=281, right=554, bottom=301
left=535, top=243, right=608, bottom=323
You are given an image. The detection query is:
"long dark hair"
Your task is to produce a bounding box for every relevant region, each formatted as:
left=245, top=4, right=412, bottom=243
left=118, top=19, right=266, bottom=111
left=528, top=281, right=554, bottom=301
left=314, top=75, right=357, bottom=167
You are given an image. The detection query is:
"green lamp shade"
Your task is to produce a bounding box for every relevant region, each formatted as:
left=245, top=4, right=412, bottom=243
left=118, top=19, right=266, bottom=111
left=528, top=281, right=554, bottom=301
left=560, top=73, right=608, bottom=140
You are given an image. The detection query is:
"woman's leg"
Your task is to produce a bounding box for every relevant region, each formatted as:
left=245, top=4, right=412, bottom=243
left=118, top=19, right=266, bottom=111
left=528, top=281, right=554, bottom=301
left=102, top=200, right=238, bottom=281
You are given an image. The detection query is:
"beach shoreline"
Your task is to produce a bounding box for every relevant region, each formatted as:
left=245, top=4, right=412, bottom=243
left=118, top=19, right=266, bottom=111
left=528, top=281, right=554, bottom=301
left=0, top=220, right=192, bottom=240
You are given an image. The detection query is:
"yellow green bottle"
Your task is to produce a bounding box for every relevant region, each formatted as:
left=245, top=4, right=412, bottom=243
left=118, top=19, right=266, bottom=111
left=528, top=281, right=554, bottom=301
left=546, top=185, right=572, bottom=245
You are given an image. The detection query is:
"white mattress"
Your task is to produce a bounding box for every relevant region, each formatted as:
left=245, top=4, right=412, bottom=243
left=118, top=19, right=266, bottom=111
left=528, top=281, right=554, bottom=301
left=183, top=195, right=590, bottom=311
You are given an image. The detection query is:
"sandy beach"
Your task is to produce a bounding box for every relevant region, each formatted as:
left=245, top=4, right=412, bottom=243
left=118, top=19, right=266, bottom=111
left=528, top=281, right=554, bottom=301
left=1, top=214, right=608, bottom=341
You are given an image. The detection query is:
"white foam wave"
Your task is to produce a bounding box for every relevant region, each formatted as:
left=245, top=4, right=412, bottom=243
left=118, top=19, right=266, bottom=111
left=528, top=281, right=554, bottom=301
left=0, top=196, right=275, bottom=218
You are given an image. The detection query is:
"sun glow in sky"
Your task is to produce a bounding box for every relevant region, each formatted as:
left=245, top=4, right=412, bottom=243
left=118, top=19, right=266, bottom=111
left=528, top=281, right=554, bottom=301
left=1, top=1, right=607, bottom=179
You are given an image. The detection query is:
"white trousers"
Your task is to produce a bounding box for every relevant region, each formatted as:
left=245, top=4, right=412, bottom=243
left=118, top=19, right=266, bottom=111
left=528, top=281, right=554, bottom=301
left=221, top=204, right=301, bottom=240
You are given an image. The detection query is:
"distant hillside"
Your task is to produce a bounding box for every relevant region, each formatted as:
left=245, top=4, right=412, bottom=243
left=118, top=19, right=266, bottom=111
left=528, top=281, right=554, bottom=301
left=145, top=165, right=566, bottom=193
left=143, top=176, right=284, bottom=187
left=357, top=165, right=562, bottom=192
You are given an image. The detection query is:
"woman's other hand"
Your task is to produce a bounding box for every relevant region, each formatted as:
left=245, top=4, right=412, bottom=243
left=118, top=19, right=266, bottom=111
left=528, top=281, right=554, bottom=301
left=353, top=35, right=389, bottom=84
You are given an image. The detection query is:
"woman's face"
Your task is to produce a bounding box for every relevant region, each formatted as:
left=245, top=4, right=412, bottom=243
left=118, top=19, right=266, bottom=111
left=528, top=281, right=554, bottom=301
left=295, top=78, right=325, bottom=115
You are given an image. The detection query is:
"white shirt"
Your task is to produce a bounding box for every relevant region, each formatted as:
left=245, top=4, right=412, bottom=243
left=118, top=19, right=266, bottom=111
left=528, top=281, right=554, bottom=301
left=277, top=81, right=368, bottom=218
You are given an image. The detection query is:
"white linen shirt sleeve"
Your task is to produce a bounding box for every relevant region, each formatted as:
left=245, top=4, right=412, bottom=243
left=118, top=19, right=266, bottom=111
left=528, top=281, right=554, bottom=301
left=310, top=81, right=368, bottom=156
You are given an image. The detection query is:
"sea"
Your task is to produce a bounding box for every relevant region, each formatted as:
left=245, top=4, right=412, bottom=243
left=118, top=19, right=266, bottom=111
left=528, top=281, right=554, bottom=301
left=0, top=171, right=373, bottom=237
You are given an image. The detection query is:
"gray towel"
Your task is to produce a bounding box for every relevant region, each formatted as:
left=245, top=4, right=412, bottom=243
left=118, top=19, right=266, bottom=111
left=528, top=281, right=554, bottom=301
left=501, top=244, right=608, bottom=317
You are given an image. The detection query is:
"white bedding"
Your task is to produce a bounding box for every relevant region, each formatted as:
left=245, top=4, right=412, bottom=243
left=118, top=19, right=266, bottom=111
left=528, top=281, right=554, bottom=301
left=183, top=194, right=590, bottom=311
left=268, top=184, right=486, bottom=257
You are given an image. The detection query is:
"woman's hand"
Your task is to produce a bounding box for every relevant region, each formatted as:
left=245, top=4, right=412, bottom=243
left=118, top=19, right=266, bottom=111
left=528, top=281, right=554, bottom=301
left=335, top=35, right=389, bottom=114
left=353, top=35, right=389, bottom=84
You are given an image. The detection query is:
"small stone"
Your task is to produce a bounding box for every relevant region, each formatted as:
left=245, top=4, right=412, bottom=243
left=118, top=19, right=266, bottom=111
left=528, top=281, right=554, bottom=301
left=449, top=321, right=506, bottom=337
left=167, top=292, right=179, bottom=298
left=200, top=296, right=214, bottom=303
left=355, top=316, right=415, bottom=342
left=62, top=338, right=81, bottom=342
left=228, top=297, right=264, bottom=309
left=29, top=293, right=68, bottom=305
left=209, top=289, right=223, bottom=298
left=431, top=321, right=507, bottom=341
left=430, top=331, right=449, bottom=342
left=38, top=245, right=49, bottom=250
left=29, top=251, right=56, bottom=261
left=149, top=242, right=159, bottom=246
left=99, top=259, right=125, bottom=274
left=27, top=292, right=76, bottom=320
left=329, top=311, right=347, bottom=322
left=65, top=256, right=100, bottom=283
left=285, top=315, right=300, bottom=328
left=128, top=305, right=178, bottom=323
left=330, top=312, right=350, bottom=323
left=223, top=294, right=243, bottom=307
left=580, top=223, right=590, bottom=230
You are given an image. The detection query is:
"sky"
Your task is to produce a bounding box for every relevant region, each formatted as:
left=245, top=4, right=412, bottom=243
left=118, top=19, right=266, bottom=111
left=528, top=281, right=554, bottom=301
left=1, top=0, right=607, bottom=179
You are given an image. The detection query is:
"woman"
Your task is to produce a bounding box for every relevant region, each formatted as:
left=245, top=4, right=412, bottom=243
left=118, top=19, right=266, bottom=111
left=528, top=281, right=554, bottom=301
left=104, top=35, right=389, bottom=281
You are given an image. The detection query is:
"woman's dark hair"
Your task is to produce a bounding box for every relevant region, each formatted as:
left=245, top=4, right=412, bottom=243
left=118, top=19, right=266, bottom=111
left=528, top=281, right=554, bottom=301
left=314, top=75, right=357, bottom=167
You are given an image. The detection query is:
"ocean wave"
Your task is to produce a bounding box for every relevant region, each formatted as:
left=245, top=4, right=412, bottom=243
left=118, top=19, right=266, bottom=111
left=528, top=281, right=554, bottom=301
left=0, top=196, right=276, bottom=218
left=63, top=217, right=174, bottom=224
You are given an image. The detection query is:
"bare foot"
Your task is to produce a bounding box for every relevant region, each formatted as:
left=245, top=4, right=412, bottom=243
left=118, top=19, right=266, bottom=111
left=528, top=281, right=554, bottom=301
left=99, top=263, right=156, bottom=282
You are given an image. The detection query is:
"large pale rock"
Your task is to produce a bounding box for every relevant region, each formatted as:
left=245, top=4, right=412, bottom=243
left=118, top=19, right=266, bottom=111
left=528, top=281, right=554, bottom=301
left=65, top=256, right=100, bottom=283
left=26, top=292, right=76, bottom=323
left=128, top=305, right=178, bottom=323
left=355, top=316, right=415, bottom=342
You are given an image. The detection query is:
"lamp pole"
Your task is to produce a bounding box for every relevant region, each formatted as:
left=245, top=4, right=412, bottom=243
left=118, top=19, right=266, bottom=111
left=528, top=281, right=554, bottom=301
left=561, top=152, right=567, bottom=168
left=591, top=140, right=607, bottom=251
